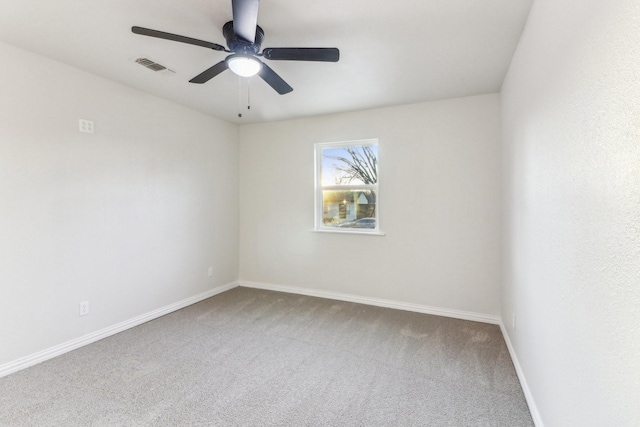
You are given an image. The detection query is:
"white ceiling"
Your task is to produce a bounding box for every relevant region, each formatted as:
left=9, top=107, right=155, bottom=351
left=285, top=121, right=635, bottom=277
left=0, top=0, right=533, bottom=124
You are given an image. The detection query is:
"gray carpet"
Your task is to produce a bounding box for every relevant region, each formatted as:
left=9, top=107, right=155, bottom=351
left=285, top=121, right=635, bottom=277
left=0, top=287, right=533, bottom=426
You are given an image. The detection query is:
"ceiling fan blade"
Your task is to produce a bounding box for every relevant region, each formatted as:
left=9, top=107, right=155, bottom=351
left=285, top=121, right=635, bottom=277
left=132, top=26, right=226, bottom=51
left=262, top=48, right=340, bottom=62
left=232, top=0, right=260, bottom=43
left=189, top=61, right=229, bottom=84
left=258, top=62, right=293, bottom=95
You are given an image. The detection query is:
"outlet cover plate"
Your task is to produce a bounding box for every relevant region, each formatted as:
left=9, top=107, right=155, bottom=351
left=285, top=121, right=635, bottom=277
left=79, top=301, right=90, bottom=316
left=79, top=119, right=94, bottom=133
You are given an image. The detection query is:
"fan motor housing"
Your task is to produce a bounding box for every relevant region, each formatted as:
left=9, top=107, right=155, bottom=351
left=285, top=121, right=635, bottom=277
left=223, top=21, right=264, bottom=54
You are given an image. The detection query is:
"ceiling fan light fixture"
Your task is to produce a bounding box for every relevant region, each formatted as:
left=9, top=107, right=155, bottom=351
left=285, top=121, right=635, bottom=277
left=226, top=54, right=262, bottom=77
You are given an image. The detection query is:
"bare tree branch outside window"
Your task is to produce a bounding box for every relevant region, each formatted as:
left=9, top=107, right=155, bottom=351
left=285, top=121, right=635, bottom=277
left=326, top=146, right=378, bottom=185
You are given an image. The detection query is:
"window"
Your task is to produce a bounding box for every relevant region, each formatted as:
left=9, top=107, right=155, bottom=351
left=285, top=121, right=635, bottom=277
left=314, top=139, right=379, bottom=233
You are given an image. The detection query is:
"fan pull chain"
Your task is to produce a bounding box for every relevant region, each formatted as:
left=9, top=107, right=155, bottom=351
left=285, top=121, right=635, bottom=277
left=247, top=78, right=251, bottom=111
left=237, top=76, right=243, bottom=118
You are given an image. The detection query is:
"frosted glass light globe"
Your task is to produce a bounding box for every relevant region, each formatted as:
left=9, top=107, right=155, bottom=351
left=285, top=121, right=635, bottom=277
left=227, top=55, right=262, bottom=77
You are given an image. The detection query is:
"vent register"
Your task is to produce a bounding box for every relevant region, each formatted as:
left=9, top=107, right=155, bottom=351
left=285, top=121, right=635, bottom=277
left=135, top=57, right=175, bottom=74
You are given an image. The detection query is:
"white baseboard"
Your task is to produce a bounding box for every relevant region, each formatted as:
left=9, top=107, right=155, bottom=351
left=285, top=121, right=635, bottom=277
left=0, top=281, right=238, bottom=379
left=239, top=280, right=501, bottom=325
left=499, top=322, right=544, bottom=427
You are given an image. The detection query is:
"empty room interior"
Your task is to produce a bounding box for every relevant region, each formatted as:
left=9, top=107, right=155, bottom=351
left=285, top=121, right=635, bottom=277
left=1, top=0, right=638, bottom=426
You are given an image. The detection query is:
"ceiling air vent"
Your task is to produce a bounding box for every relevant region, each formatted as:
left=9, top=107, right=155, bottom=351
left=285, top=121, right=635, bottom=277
left=135, top=57, right=175, bottom=74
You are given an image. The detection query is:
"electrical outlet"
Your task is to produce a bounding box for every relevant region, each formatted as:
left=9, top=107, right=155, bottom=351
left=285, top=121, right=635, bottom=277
left=79, top=119, right=94, bottom=133
left=208, top=267, right=213, bottom=277
left=79, top=301, right=90, bottom=316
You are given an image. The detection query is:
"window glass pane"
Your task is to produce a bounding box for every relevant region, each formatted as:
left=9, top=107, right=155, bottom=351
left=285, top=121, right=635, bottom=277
left=321, top=145, right=378, bottom=186
left=322, top=189, right=377, bottom=228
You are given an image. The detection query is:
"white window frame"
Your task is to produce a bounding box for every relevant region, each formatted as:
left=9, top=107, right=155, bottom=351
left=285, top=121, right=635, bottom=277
left=314, top=139, right=382, bottom=235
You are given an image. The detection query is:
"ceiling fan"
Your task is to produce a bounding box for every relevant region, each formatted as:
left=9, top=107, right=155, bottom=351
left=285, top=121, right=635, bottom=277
left=132, top=0, right=339, bottom=95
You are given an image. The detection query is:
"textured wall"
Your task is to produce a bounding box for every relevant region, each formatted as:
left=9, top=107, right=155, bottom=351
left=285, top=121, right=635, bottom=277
left=501, top=0, right=640, bottom=424
left=239, top=94, right=501, bottom=317
left=0, top=42, right=239, bottom=366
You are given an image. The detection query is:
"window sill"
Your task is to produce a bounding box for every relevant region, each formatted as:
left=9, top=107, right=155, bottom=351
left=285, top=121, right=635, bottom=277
left=311, top=228, right=386, bottom=236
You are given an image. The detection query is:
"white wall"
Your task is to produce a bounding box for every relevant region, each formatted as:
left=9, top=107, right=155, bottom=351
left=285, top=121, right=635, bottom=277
left=501, top=0, right=640, bottom=424
left=239, top=95, right=501, bottom=317
left=0, top=42, right=239, bottom=367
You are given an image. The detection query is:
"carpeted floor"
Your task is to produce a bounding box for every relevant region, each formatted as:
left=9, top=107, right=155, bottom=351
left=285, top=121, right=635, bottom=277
left=0, top=287, right=533, bottom=426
